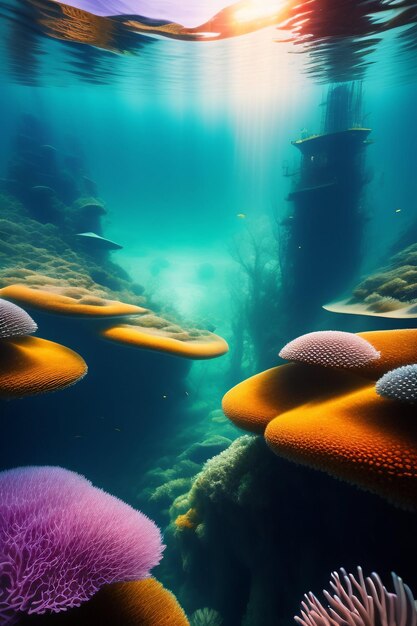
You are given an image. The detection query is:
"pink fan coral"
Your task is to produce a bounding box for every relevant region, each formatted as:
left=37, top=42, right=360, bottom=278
left=0, top=466, right=164, bottom=624
left=0, top=298, right=37, bottom=339
left=295, top=567, right=417, bottom=626
left=279, top=330, right=380, bottom=369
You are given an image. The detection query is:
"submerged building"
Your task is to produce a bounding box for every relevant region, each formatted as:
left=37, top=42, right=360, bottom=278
left=280, top=83, right=371, bottom=335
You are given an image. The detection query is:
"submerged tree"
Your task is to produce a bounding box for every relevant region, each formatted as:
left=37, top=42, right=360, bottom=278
left=228, top=218, right=282, bottom=379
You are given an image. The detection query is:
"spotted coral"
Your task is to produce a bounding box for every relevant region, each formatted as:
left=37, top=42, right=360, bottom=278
left=0, top=466, right=164, bottom=623
left=0, top=298, right=37, bottom=339
left=279, top=330, right=380, bottom=369
left=376, top=364, right=417, bottom=405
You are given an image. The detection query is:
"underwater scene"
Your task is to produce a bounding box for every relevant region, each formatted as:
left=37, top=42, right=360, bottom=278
left=1, top=0, right=417, bottom=624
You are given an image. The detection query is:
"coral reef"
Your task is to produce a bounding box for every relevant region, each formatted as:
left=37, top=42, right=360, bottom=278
left=18, top=579, right=189, bottom=626
left=279, top=330, right=380, bottom=368
left=0, top=336, right=87, bottom=398
left=0, top=193, right=144, bottom=302
left=0, top=466, right=163, bottom=623
left=295, top=568, right=417, bottom=626
left=324, top=243, right=417, bottom=318
left=376, top=364, right=417, bottom=404
left=222, top=329, right=417, bottom=509
left=0, top=298, right=37, bottom=338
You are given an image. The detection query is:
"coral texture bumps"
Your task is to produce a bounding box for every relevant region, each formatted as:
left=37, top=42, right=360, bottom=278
left=0, top=298, right=37, bottom=339
left=376, top=364, right=417, bottom=404
left=279, top=330, right=380, bottom=369
left=0, top=466, right=164, bottom=624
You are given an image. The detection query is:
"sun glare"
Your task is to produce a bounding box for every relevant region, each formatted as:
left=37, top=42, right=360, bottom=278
left=233, top=0, right=288, bottom=24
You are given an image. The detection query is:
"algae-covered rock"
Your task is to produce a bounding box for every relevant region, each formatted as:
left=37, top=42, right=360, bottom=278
left=160, top=436, right=417, bottom=626
left=181, top=436, right=233, bottom=465
left=324, top=243, right=417, bottom=317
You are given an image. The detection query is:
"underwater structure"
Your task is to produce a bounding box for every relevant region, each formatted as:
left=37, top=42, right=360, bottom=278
left=279, top=82, right=370, bottom=337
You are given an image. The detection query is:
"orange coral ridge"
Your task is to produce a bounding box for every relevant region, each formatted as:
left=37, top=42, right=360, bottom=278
left=0, top=284, right=146, bottom=317
left=19, top=578, right=189, bottom=625
left=0, top=336, right=87, bottom=398
left=101, top=325, right=229, bottom=360
left=356, top=329, right=417, bottom=378
left=264, top=386, right=417, bottom=510
left=221, top=329, right=417, bottom=510
left=222, top=329, right=417, bottom=433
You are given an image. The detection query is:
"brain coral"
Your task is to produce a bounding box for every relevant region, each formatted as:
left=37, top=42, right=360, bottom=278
left=295, top=567, right=417, bottom=626
left=376, top=364, right=417, bottom=404
left=279, top=331, right=380, bottom=369
left=0, top=298, right=37, bottom=339
left=0, top=466, right=164, bottom=623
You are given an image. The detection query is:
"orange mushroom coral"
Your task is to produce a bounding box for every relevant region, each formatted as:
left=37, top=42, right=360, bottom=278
left=357, top=329, right=417, bottom=378
left=20, top=578, right=189, bottom=625
left=264, top=386, right=417, bottom=510
left=0, top=284, right=146, bottom=318
left=0, top=336, right=87, bottom=398
left=222, top=363, right=369, bottom=434
left=222, top=328, right=417, bottom=509
left=101, top=316, right=229, bottom=360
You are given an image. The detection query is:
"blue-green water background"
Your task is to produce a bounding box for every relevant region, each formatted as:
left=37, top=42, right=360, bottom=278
left=1, top=4, right=417, bottom=623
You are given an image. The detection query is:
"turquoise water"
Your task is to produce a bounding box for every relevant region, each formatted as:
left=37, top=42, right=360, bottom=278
left=1, top=1, right=417, bottom=625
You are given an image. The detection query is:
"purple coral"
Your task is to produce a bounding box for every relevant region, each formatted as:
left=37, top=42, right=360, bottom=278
left=0, top=299, right=37, bottom=339
left=295, top=567, right=417, bottom=626
left=0, top=466, right=164, bottom=624
left=279, top=331, right=380, bottom=369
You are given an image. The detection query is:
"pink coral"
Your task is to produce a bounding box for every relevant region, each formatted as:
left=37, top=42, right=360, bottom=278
left=279, top=330, right=380, bottom=369
left=0, top=466, right=164, bottom=624
left=0, top=299, right=37, bottom=339
left=295, top=567, right=417, bottom=626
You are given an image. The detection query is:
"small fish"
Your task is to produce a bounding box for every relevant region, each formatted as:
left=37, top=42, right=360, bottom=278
left=73, top=435, right=83, bottom=439
left=162, top=395, right=167, bottom=399
left=395, top=208, right=402, bottom=213
left=114, top=427, right=121, bottom=432
left=236, top=213, right=246, bottom=219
